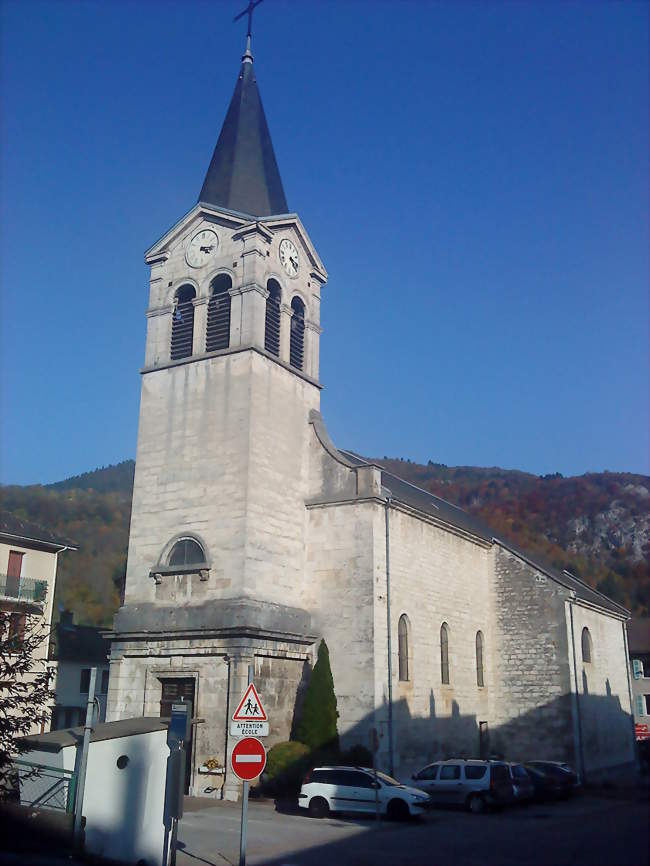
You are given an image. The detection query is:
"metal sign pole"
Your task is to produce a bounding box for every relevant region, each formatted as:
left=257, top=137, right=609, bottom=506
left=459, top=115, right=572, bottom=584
left=238, top=663, right=254, bottom=866
left=73, top=666, right=97, bottom=849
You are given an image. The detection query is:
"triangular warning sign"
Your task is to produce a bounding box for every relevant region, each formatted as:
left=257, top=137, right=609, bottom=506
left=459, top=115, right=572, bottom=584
left=232, top=683, right=267, bottom=722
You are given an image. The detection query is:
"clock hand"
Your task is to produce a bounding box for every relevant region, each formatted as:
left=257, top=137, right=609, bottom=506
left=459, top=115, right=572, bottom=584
left=200, top=245, right=214, bottom=253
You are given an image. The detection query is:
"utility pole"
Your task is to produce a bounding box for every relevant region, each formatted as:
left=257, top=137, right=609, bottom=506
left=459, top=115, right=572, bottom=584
left=239, top=663, right=254, bottom=866
left=73, top=666, right=97, bottom=848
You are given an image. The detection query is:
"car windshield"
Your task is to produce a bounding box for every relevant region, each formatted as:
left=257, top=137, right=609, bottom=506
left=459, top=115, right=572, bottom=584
left=374, top=771, right=401, bottom=786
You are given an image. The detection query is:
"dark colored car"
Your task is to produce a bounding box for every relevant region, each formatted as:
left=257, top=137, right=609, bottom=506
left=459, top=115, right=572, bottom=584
left=508, top=763, right=535, bottom=804
left=526, top=761, right=580, bottom=789
left=523, top=764, right=574, bottom=801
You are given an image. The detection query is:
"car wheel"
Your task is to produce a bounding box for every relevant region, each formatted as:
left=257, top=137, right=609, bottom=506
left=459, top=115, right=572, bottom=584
left=387, top=798, right=410, bottom=821
left=467, top=794, right=486, bottom=814
left=308, top=797, right=329, bottom=819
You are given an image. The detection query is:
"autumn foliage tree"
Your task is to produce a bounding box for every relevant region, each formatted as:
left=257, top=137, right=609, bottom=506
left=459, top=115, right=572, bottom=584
left=0, top=611, right=55, bottom=791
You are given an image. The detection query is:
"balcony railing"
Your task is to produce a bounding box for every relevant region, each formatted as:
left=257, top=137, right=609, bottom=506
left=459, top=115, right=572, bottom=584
left=0, top=574, right=48, bottom=604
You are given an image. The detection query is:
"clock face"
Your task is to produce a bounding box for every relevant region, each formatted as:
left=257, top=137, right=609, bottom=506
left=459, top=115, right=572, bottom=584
left=186, top=229, right=218, bottom=268
left=279, top=238, right=299, bottom=278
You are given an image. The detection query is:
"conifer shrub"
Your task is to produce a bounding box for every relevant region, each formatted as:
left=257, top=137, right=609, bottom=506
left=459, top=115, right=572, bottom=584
left=294, top=639, right=339, bottom=752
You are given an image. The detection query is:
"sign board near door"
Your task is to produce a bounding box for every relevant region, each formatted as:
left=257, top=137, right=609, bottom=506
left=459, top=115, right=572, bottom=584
left=230, top=682, right=269, bottom=737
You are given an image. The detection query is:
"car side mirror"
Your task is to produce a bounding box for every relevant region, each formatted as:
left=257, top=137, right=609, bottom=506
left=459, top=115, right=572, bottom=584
left=370, top=780, right=380, bottom=789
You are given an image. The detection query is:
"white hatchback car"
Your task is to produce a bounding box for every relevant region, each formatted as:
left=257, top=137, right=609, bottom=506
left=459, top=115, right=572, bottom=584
left=298, top=766, right=431, bottom=820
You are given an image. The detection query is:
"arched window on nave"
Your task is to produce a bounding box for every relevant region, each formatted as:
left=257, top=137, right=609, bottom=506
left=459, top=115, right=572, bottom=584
left=440, top=622, right=450, bottom=684
left=581, top=627, right=592, bottom=664
left=398, top=614, right=410, bottom=681
left=476, top=630, right=485, bottom=687
left=206, top=274, right=232, bottom=352
left=265, top=279, right=282, bottom=357
left=171, top=285, right=196, bottom=360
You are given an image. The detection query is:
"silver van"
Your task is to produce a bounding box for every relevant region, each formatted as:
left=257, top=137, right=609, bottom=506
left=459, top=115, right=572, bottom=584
left=410, top=759, right=514, bottom=813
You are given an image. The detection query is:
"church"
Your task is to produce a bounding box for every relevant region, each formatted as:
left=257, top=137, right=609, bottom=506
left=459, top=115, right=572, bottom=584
left=106, top=30, right=636, bottom=799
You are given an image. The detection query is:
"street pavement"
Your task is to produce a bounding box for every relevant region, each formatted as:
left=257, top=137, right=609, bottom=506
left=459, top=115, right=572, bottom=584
left=176, top=792, right=650, bottom=866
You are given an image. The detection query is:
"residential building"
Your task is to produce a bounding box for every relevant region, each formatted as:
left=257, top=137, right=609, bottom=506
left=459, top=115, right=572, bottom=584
left=0, top=511, right=76, bottom=733
left=50, top=610, right=110, bottom=729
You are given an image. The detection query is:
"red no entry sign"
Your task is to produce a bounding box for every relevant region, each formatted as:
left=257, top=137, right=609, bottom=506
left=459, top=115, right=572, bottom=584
left=231, top=736, right=267, bottom=782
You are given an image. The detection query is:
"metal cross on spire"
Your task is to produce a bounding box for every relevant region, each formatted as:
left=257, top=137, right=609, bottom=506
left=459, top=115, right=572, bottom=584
left=233, top=0, right=265, bottom=40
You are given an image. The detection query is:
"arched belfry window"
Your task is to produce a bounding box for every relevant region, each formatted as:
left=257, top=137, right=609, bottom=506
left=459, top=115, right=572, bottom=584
left=581, top=627, right=592, bottom=664
left=289, top=296, right=305, bottom=370
left=398, top=614, right=410, bottom=681
left=265, top=279, right=281, bottom=357
left=476, top=630, right=485, bottom=687
left=171, top=285, right=196, bottom=360
left=440, top=622, right=450, bottom=684
left=206, top=274, right=231, bottom=352
left=168, top=538, right=206, bottom=568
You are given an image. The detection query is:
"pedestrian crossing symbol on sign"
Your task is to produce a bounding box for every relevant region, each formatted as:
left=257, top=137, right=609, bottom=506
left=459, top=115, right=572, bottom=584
left=231, top=683, right=269, bottom=737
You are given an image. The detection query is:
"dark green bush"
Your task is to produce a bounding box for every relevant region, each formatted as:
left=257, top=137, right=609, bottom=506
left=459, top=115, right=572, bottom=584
left=262, top=741, right=311, bottom=794
left=340, top=744, right=374, bottom=767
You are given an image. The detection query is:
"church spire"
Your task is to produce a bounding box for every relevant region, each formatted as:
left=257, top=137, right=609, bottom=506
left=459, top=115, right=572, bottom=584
left=198, top=32, right=288, bottom=217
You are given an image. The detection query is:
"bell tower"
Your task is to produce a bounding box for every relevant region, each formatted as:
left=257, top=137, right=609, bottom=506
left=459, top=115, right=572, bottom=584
left=108, top=31, right=327, bottom=799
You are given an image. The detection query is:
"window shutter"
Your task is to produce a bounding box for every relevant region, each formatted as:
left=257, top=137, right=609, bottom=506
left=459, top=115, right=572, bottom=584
left=632, top=659, right=643, bottom=680
left=636, top=695, right=646, bottom=717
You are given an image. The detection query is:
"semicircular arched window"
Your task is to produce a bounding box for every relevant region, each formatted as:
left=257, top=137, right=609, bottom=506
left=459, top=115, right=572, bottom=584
left=289, top=296, right=305, bottom=370
left=440, top=622, right=450, bottom=684
left=476, top=630, right=485, bottom=687
left=171, top=285, right=196, bottom=360
left=206, top=274, right=232, bottom=352
left=265, top=279, right=282, bottom=357
left=581, top=627, right=592, bottom=664
left=398, top=614, right=411, bottom=681
left=168, top=538, right=206, bottom=568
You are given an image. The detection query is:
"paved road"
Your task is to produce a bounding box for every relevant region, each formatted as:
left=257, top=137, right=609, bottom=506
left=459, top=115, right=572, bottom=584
left=176, top=793, right=650, bottom=866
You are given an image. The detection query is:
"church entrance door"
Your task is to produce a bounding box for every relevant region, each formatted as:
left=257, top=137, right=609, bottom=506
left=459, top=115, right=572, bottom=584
left=160, top=678, right=195, bottom=793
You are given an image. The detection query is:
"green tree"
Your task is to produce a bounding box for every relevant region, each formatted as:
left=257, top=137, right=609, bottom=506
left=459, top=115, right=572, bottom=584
left=295, top=639, right=339, bottom=752
left=0, top=612, right=55, bottom=791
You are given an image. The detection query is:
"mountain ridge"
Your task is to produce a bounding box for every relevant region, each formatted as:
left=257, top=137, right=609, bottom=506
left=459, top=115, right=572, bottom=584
left=2, top=458, right=648, bottom=625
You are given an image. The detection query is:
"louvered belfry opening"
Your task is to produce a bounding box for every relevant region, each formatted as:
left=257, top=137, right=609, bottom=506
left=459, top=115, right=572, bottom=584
left=289, top=296, right=305, bottom=370
left=265, top=279, right=282, bottom=356
left=171, top=285, right=196, bottom=360
left=206, top=274, right=232, bottom=352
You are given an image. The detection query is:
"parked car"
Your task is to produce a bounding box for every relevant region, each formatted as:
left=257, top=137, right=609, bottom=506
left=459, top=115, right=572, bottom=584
left=299, top=766, right=431, bottom=820
left=523, top=764, right=574, bottom=801
left=526, top=761, right=580, bottom=789
left=410, top=759, right=514, bottom=813
left=507, top=763, right=535, bottom=804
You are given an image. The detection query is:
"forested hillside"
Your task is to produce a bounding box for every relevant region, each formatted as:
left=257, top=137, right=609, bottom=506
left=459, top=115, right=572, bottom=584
left=1, top=458, right=648, bottom=626
left=1, top=461, right=134, bottom=625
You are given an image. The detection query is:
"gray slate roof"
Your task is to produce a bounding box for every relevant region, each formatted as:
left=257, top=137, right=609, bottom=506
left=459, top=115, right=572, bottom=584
left=199, top=53, right=288, bottom=217
left=339, top=451, right=628, bottom=618
left=0, top=510, right=77, bottom=551
left=21, top=718, right=168, bottom=753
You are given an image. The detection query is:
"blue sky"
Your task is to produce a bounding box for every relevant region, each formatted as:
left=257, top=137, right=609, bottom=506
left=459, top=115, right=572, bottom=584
left=1, top=0, right=648, bottom=485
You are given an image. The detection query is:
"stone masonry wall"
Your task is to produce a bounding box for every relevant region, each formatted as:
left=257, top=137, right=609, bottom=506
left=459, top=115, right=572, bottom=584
left=378, top=506, right=492, bottom=775
left=491, top=546, right=575, bottom=764
left=567, top=603, right=635, bottom=777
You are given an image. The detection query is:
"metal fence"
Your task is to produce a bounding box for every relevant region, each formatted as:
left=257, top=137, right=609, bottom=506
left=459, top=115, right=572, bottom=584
left=0, top=574, right=48, bottom=604
left=14, top=759, right=77, bottom=813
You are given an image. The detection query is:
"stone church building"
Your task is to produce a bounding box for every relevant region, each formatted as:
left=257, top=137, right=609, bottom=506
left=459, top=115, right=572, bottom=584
left=106, top=36, right=636, bottom=798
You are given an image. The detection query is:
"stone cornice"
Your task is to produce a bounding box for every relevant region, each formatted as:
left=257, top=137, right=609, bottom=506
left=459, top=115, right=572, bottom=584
left=140, top=343, right=322, bottom=389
